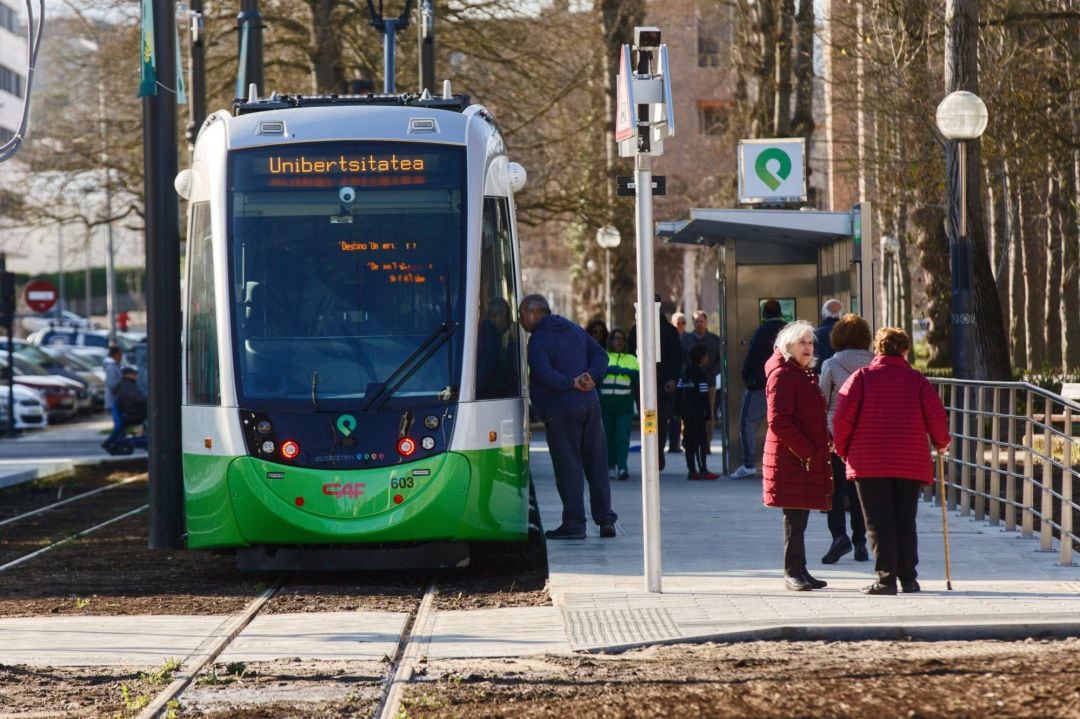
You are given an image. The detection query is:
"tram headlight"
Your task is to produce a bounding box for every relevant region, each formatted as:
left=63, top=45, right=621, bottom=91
left=256, top=420, right=273, bottom=435
left=261, top=440, right=275, bottom=454
left=421, top=436, right=435, bottom=450
left=281, top=440, right=301, bottom=460
left=423, top=414, right=439, bottom=430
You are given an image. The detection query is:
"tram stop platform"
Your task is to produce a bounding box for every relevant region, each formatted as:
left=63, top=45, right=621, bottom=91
left=2, top=425, right=1080, bottom=667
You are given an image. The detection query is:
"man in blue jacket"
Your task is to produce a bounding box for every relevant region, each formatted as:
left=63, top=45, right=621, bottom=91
left=731, top=299, right=786, bottom=479
left=519, top=294, right=617, bottom=539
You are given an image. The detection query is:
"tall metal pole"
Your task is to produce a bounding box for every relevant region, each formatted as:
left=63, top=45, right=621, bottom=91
left=604, top=248, right=612, bottom=330
left=143, top=0, right=183, bottom=549
left=56, top=222, right=64, bottom=320
left=635, top=151, right=661, bottom=593
left=950, top=139, right=974, bottom=379
left=383, top=24, right=397, bottom=93
left=1, top=253, right=15, bottom=437
left=186, top=0, right=207, bottom=150
left=97, top=74, right=117, bottom=341
left=418, top=0, right=435, bottom=94
left=236, top=0, right=264, bottom=97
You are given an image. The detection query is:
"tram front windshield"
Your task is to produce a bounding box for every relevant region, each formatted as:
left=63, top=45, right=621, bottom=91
left=229, top=141, right=466, bottom=410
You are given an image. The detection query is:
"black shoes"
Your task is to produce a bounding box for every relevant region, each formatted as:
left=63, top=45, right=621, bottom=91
left=544, top=526, right=586, bottom=540
left=860, top=582, right=898, bottom=596
left=599, top=523, right=616, bottom=538
left=784, top=574, right=813, bottom=591
left=668, top=445, right=682, bottom=453
left=821, top=535, right=853, bottom=564
left=801, top=571, right=827, bottom=589
left=853, top=541, right=869, bottom=562
left=901, top=580, right=921, bottom=593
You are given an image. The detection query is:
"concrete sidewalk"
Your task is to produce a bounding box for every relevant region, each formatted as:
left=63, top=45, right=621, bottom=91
left=1, top=427, right=1078, bottom=667
left=0, top=415, right=128, bottom=489
left=534, top=436, right=1080, bottom=650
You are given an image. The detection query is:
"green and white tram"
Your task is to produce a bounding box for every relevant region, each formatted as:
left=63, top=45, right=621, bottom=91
left=175, top=93, right=530, bottom=568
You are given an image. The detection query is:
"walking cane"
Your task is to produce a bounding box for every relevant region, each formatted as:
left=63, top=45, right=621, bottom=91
left=937, top=452, right=953, bottom=590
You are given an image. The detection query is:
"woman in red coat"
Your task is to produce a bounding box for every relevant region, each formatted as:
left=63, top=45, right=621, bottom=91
left=832, top=327, right=951, bottom=595
left=763, top=320, right=833, bottom=591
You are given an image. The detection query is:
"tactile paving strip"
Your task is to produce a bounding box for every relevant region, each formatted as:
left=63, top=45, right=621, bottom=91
left=564, top=606, right=682, bottom=648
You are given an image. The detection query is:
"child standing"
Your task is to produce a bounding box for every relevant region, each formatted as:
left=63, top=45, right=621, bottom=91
left=679, top=344, right=718, bottom=479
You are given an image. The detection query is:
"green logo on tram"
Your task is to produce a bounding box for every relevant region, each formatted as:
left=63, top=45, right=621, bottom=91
left=336, top=414, right=357, bottom=436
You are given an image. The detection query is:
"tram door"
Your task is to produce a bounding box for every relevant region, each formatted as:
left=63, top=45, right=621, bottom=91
left=721, top=240, right=822, bottom=472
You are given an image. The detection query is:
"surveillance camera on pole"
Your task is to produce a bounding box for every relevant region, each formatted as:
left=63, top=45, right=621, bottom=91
left=615, top=26, right=675, bottom=594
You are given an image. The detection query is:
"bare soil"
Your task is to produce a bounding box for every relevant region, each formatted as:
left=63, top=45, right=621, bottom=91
left=402, top=638, right=1080, bottom=719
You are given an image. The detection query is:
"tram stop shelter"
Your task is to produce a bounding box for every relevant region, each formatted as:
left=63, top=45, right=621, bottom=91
left=658, top=205, right=875, bottom=473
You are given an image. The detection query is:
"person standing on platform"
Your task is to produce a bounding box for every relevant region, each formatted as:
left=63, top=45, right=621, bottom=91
left=599, top=328, right=638, bottom=482
left=833, top=327, right=950, bottom=595
left=818, top=314, right=873, bottom=564
left=762, top=321, right=833, bottom=591
left=628, top=295, right=683, bottom=472
left=668, top=312, right=687, bottom=453
left=519, top=294, right=617, bottom=540
left=731, top=299, right=786, bottom=478
left=678, top=344, right=718, bottom=480
left=813, top=299, right=844, bottom=370
left=681, top=310, right=722, bottom=450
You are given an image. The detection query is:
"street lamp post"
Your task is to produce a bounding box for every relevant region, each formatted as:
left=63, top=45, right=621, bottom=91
left=81, top=38, right=117, bottom=340
left=935, top=90, right=987, bottom=379
left=595, top=225, right=620, bottom=330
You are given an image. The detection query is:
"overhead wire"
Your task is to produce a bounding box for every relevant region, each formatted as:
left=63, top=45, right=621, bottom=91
left=0, top=0, right=45, bottom=163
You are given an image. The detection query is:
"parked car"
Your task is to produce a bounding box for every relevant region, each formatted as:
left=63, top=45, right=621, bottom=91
left=0, top=358, right=78, bottom=422
left=39, top=346, right=106, bottom=410
left=26, top=328, right=142, bottom=352
left=0, top=338, right=94, bottom=390
left=19, top=310, right=96, bottom=335
left=0, top=384, right=48, bottom=431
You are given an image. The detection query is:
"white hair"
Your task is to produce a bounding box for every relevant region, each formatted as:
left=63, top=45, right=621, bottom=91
left=821, top=298, right=843, bottom=320
left=774, top=320, right=817, bottom=367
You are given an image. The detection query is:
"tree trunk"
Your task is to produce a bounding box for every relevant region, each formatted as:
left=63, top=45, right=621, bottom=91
left=913, top=205, right=950, bottom=367
left=308, top=0, right=345, bottom=93
left=1020, top=184, right=1048, bottom=369
left=774, top=0, right=794, bottom=136
left=790, top=0, right=815, bottom=140
left=1044, top=173, right=1063, bottom=371
left=1062, top=161, right=1080, bottom=371
left=943, top=0, right=1011, bottom=380
left=1007, top=159, right=1026, bottom=369
left=989, top=159, right=1010, bottom=341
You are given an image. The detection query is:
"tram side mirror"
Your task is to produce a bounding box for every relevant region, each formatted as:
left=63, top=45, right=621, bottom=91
left=508, top=162, right=527, bottom=193
left=174, top=169, right=193, bottom=200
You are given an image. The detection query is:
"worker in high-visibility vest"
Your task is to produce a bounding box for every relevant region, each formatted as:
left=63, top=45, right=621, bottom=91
left=599, top=327, right=639, bottom=482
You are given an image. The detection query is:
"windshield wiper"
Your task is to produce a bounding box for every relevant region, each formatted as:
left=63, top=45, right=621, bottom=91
left=359, top=321, right=457, bottom=412
left=311, top=369, right=320, bottom=411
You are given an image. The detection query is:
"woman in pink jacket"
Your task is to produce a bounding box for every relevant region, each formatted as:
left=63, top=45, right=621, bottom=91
left=833, top=327, right=951, bottom=595
left=763, top=321, right=833, bottom=592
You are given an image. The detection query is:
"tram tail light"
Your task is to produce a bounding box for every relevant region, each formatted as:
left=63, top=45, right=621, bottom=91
left=281, top=440, right=301, bottom=460
left=397, top=437, right=416, bottom=457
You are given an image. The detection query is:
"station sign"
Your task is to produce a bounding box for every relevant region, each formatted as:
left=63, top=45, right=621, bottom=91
left=737, top=138, right=807, bottom=205
left=24, top=279, right=58, bottom=313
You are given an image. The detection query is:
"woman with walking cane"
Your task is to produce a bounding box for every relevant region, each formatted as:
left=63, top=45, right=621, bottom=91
left=832, top=327, right=951, bottom=595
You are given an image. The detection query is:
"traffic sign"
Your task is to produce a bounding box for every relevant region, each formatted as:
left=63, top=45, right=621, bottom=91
left=24, top=279, right=58, bottom=313
left=614, top=45, right=636, bottom=144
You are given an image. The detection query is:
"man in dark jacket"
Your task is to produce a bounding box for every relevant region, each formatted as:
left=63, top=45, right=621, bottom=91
left=732, top=299, right=786, bottom=478
left=114, top=366, right=147, bottom=426
left=519, top=294, right=617, bottom=540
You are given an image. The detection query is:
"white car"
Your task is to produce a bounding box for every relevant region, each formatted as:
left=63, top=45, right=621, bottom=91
left=0, top=384, right=48, bottom=430
left=19, top=310, right=96, bottom=335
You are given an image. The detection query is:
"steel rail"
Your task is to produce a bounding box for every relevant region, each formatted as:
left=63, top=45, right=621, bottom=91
left=376, top=576, right=439, bottom=719
left=0, top=474, right=146, bottom=529
left=0, top=504, right=147, bottom=573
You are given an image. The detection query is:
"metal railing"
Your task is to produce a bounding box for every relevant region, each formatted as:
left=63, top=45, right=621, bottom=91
left=928, top=378, right=1079, bottom=565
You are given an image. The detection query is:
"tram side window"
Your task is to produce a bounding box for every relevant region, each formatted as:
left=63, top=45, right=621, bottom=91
left=475, top=197, right=520, bottom=400
left=186, top=202, right=220, bottom=405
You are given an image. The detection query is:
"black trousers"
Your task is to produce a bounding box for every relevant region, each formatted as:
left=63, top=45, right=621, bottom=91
left=855, top=478, right=921, bottom=586
left=782, top=508, right=809, bottom=577
left=827, top=454, right=866, bottom=543
left=682, top=417, right=708, bottom=473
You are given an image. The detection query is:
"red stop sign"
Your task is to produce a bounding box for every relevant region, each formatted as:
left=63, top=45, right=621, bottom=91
left=24, top=279, right=59, bottom=313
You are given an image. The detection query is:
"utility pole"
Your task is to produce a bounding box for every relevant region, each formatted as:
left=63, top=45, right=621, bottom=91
left=142, top=0, right=184, bottom=548
left=417, top=0, right=435, bottom=94
left=186, top=0, right=207, bottom=149
left=615, top=27, right=675, bottom=594
left=236, top=0, right=264, bottom=98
